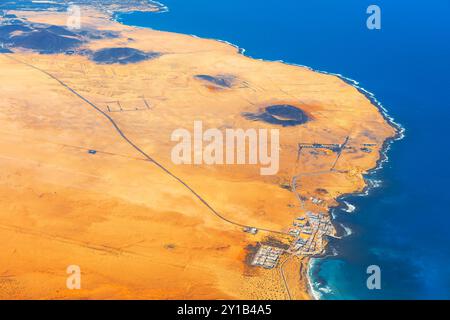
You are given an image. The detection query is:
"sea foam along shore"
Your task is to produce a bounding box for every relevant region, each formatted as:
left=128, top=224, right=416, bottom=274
left=112, top=2, right=405, bottom=300
left=342, top=201, right=356, bottom=213
left=306, top=79, right=405, bottom=299
left=306, top=85, right=405, bottom=299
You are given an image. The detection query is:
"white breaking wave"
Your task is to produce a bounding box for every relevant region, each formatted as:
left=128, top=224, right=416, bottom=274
left=319, top=286, right=333, bottom=294
left=342, top=201, right=356, bottom=213
left=307, top=258, right=336, bottom=300
left=340, top=223, right=353, bottom=237
left=307, top=259, right=323, bottom=300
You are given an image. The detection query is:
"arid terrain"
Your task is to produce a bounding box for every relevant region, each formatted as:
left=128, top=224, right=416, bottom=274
left=0, top=7, right=397, bottom=299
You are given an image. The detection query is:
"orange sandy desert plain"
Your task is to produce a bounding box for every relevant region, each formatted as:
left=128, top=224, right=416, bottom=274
left=0, top=7, right=397, bottom=299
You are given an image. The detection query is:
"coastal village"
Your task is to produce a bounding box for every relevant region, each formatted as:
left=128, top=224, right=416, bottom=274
left=244, top=136, right=366, bottom=269
left=239, top=133, right=389, bottom=300
left=243, top=136, right=376, bottom=269
left=248, top=207, right=336, bottom=270
left=247, top=139, right=378, bottom=270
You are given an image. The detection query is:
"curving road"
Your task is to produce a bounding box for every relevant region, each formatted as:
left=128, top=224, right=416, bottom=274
left=5, top=55, right=288, bottom=236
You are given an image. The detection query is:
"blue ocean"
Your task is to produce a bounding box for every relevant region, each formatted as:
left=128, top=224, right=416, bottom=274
left=116, top=0, right=450, bottom=299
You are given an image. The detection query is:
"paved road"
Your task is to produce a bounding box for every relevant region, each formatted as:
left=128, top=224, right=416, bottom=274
left=279, top=255, right=293, bottom=300
left=330, top=135, right=350, bottom=171
left=291, top=170, right=331, bottom=209
left=5, top=55, right=288, bottom=236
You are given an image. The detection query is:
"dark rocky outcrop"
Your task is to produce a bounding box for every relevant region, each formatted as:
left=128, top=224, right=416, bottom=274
left=243, top=104, right=309, bottom=127
left=194, top=74, right=236, bottom=88
left=90, top=47, right=160, bottom=64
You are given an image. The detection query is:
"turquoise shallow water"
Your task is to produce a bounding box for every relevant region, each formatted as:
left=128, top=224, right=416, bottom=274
left=116, top=0, right=450, bottom=299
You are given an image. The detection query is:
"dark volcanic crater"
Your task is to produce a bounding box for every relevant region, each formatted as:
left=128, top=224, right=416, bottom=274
left=194, top=74, right=236, bottom=88
left=0, top=22, right=82, bottom=53
left=243, top=104, right=309, bottom=127
left=90, top=47, right=161, bottom=64
left=10, top=28, right=82, bottom=53
left=0, top=19, right=120, bottom=54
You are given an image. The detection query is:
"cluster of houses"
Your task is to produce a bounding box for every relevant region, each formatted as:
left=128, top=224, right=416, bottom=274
left=248, top=208, right=336, bottom=270
left=310, top=197, right=324, bottom=205
left=288, top=211, right=334, bottom=254
left=251, top=245, right=284, bottom=269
